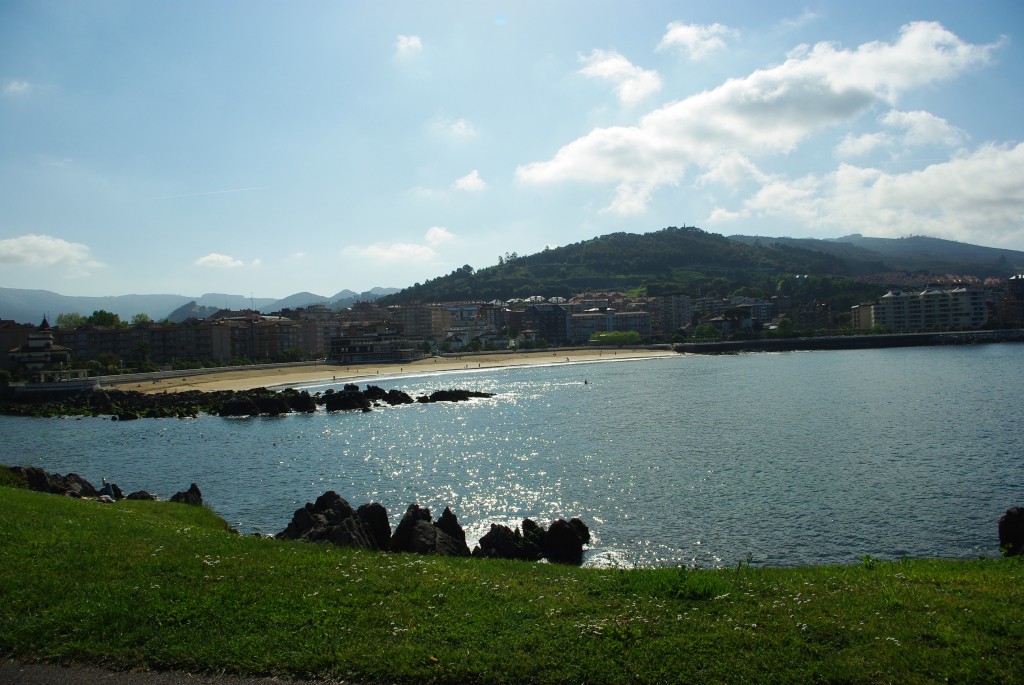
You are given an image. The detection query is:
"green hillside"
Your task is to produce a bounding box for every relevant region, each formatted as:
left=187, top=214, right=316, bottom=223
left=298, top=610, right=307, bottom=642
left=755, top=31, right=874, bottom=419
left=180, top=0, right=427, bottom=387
left=381, top=226, right=1021, bottom=306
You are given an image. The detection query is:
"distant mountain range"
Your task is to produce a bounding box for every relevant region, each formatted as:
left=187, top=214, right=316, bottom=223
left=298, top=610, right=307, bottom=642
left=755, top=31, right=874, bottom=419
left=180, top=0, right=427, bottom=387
left=0, top=287, right=399, bottom=326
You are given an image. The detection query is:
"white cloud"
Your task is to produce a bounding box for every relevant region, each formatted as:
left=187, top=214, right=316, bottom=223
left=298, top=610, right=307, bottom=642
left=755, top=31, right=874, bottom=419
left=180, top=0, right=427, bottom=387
left=697, top=152, right=770, bottom=189
left=395, top=34, right=423, bottom=59
left=836, top=110, right=967, bottom=159
left=720, top=142, right=1024, bottom=246
left=518, top=22, right=1001, bottom=214
left=657, top=22, right=738, bottom=60
left=344, top=226, right=456, bottom=264
left=836, top=131, right=892, bottom=157
left=250, top=258, right=262, bottom=268
left=0, top=234, right=102, bottom=276
left=578, top=49, right=662, bottom=106
left=425, top=226, right=455, bottom=245
left=195, top=253, right=244, bottom=268
left=449, top=118, right=478, bottom=139
left=880, top=110, right=966, bottom=148
left=3, top=80, right=31, bottom=96
left=453, top=170, right=486, bottom=192
left=344, top=242, right=437, bottom=263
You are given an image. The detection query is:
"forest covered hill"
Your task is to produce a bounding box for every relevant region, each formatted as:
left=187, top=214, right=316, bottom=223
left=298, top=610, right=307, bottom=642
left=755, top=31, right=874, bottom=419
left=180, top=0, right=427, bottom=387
left=380, top=227, right=1024, bottom=306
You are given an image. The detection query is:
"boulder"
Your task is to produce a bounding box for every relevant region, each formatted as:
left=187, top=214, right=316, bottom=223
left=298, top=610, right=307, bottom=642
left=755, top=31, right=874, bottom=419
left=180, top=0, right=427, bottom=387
left=543, top=518, right=590, bottom=564
left=277, top=491, right=386, bottom=551
left=356, top=502, right=392, bottom=550
left=999, top=507, right=1024, bottom=556
left=323, top=390, right=371, bottom=412
left=389, top=504, right=470, bottom=556
left=169, top=483, right=203, bottom=506
left=417, top=389, right=496, bottom=403
left=473, top=523, right=529, bottom=560
left=254, top=395, right=291, bottom=416
left=125, top=490, right=158, bottom=501
left=218, top=395, right=261, bottom=417
left=286, top=391, right=317, bottom=413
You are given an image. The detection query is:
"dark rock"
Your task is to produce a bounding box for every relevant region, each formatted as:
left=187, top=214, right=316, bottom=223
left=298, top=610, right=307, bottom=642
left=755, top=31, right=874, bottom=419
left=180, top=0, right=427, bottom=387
left=325, top=517, right=376, bottom=548
left=219, top=395, right=261, bottom=417
left=388, top=503, right=470, bottom=556
left=357, top=502, right=392, bottom=550
left=116, top=412, right=141, bottom=421
left=62, top=473, right=97, bottom=498
left=125, top=490, right=157, bottom=501
left=473, top=523, right=528, bottom=560
left=999, top=507, right=1024, bottom=556
left=10, top=466, right=99, bottom=497
left=390, top=504, right=433, bottom=553
left=286, top=391, right=317, bottom=413
left=255, top=395, right=291, bottom=416
left=169, top=483, right=203, bottom=506
left=385, top=389, right=414, bottom=405
left=417, top=389, right=496, bottom=403
left=277, top=491, right=385, bottom=551
left=323, top=391, right=371, bottom=412
left=520, top=518, right=546, bottom=561
left=543, top=518, right=590, bottom=564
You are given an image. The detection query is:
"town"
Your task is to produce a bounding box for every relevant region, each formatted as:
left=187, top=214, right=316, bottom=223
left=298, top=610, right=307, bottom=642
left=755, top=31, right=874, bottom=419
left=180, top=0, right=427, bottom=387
left=3, top=275, right=1023, bottom=381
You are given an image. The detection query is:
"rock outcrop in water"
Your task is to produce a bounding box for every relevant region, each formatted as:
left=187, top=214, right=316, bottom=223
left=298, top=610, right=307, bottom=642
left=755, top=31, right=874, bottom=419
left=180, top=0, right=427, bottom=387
left=0, top=383, right=494, bottom=419
left=472, top=517, right=591, bottom=564
left=999, top=507, right=1024, bottom=556
left=277, top=491, right=589, bottom=563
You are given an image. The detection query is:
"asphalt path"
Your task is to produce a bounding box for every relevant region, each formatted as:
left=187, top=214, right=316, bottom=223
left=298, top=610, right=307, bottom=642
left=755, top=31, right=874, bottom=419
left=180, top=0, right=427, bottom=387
left=0, top=662, right=344, bottom=685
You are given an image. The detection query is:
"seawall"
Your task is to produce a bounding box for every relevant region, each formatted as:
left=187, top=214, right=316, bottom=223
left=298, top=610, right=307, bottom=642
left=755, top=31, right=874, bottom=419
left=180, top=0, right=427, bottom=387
left=675, top=329, right=1024, bottom=354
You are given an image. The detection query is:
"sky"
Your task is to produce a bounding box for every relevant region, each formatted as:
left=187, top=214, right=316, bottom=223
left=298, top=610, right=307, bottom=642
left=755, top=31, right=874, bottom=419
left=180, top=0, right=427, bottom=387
left=1, top=1, right=1022, bottom=299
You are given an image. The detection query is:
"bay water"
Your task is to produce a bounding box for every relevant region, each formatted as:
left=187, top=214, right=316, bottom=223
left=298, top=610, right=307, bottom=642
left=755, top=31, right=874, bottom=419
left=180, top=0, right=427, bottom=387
left=5, top=344, right=1022, bottom=568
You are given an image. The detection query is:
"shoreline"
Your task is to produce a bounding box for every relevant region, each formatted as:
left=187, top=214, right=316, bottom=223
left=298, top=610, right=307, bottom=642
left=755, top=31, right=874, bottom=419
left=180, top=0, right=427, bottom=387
left=104, top=347, right=677, bottom=395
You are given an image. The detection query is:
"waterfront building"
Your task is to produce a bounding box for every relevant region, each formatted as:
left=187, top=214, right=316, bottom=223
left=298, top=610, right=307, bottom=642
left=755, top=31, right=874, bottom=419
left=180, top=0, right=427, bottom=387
left=865, top=286, right=990, bottom=331
left=328, top=332, right=424, bottom=364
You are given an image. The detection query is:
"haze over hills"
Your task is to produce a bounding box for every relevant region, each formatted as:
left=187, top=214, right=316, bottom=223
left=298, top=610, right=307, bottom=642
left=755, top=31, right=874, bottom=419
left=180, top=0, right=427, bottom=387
left=0, top=287, right=399, bottom=327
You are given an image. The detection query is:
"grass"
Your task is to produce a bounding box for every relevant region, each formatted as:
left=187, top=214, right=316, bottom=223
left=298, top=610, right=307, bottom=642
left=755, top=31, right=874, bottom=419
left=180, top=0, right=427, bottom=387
left=1, top=485, right=1021, bottom=684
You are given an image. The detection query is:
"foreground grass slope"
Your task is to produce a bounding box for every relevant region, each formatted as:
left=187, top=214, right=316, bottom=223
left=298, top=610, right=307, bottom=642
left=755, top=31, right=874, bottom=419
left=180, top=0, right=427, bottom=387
left=1, top=486, right=1021, bottom=684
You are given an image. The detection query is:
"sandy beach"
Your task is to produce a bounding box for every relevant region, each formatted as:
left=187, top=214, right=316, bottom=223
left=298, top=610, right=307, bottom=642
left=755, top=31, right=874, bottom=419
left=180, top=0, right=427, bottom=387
left=107, top=348, right=677, bottom=394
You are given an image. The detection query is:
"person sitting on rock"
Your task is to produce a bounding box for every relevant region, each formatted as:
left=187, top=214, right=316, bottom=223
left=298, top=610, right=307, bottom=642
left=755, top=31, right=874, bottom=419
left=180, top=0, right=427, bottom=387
left=99, top=478, right=115, bottom=498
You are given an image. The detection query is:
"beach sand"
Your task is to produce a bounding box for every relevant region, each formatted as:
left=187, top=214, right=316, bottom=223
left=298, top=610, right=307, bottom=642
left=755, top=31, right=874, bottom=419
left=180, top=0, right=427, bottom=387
left=107, top=348, right=677, bottom=395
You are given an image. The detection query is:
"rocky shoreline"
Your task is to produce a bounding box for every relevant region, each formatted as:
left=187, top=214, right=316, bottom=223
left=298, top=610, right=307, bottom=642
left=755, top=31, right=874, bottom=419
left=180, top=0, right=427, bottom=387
left=0, top=383, right=495, bottom=419
left=4, top=466, right=592, bottom=564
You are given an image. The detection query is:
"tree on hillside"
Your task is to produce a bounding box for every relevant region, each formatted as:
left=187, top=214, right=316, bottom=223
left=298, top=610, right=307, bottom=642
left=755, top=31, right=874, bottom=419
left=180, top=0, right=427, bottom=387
left=131, top=313, right=153, bottom=325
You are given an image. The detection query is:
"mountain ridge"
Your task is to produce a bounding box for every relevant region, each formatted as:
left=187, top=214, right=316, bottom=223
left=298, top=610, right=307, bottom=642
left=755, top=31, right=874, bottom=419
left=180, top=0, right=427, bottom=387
left=0, top=287, right=399, bottom=327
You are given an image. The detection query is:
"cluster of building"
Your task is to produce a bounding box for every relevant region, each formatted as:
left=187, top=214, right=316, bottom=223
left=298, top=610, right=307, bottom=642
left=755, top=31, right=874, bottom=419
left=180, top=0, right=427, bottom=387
left=4, top=277, right=1022, bottom=378
left=1, top=292, right=799, bottom=374
left=851, top=276, right=1024, bottom=331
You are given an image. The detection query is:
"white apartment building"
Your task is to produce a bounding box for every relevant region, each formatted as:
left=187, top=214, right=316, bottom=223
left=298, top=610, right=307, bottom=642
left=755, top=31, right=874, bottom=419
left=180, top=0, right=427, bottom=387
left=863, top=286, right=990, bottom=331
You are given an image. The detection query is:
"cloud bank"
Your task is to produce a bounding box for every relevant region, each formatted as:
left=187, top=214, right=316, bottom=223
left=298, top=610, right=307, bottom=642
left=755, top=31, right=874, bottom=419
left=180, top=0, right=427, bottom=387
left=517, top=22, right=1002, bottom=216
left=0, top=234, right=102, bottom=276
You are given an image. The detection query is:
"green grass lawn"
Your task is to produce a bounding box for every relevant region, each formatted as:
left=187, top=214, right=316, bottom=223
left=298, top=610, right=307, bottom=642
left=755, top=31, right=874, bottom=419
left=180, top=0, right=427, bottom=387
left=1, top=485, right=1021, bottom=684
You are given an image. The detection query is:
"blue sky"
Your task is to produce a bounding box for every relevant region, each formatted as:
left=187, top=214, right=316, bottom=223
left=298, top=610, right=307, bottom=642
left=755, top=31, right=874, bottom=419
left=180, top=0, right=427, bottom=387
left=1, top=1, right=1022, bottom=299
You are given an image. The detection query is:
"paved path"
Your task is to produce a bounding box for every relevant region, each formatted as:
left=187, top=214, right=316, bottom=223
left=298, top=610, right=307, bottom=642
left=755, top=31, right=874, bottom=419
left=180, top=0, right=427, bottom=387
left=0, top=662, right=343, bottom=685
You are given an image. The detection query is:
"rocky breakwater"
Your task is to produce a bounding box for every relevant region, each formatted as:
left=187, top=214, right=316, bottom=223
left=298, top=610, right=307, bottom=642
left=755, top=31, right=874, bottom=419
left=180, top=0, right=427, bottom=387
left=0, top=383, right=494, bottom=418
left=277, top=491, right=590, bottom=564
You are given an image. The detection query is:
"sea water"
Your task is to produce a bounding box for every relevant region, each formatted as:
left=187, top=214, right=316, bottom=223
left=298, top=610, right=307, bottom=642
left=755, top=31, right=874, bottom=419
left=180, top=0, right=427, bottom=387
left=5, top=344, right=1023, bottom=568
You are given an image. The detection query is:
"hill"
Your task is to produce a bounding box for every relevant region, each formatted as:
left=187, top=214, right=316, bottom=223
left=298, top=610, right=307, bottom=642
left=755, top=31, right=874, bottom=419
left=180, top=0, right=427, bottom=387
left=381, top=226, right=1024, bottom=306
left=0, top=287, right=401, bottom=326
left=729, top=234, right=1024, bottom=275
